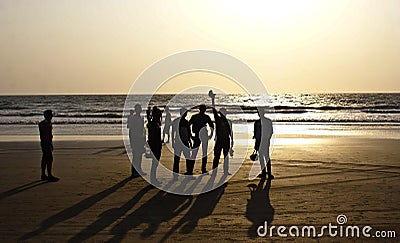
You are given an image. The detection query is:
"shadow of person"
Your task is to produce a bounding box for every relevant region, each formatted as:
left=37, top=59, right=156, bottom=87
left=67, top=185, right=154, bottom=242
left=159, top=174, right=227, bottom=243
left=108, top=187, right=193, bottom=242
left=19, top=177, right=132, bottom=241
left=245, top=178, right=274, bottom=238
left=180, top=185, right=226, bottom=234
left=0, top=180, right=48, bottom=200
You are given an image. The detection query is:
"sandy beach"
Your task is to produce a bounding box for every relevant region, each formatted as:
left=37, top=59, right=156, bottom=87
left=0, top=134, right=399, bottom=242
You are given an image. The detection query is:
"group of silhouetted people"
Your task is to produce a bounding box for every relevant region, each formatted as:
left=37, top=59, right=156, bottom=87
left=39, top=96, right=274, bottom=182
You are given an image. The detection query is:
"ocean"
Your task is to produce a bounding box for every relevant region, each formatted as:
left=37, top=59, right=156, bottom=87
left=0, top=93, right=399, bottom=139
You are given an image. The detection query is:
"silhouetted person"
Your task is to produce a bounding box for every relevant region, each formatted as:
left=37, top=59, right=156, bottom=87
left=254, top=108, right=274, bottom=179
left=188, top=104, right=214, bottom=174
left=127, top=104, right=146, bottom=178
left=212, top=107, right=233, bottom=175
left=162, top=106, right=172, bottom=143
left=39, top=109, right=59, bottom=182
left=147, top=106, right=162, bottom=184
left=171, top=108, right=192, bottom=178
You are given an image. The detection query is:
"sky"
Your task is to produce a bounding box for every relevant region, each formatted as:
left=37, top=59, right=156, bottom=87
left=0, top=0, right=399, bottom=94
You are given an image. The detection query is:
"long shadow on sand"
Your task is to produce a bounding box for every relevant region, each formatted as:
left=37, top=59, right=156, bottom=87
left=0, top=180, right=48, bottom=200
left=19, top=177, right=132, bottom=241
left=68, top=184, right=154, bottom=242
left=107, top=181, right=194, bottom=242
left=108, top=174, right=227, bottom=243
left=245, top=178, right=274, bottom=238
left=159, top=173, right=227, bottom=243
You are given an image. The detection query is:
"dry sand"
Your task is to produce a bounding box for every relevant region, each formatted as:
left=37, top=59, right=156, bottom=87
left=0, top=135, right=399, bottom=242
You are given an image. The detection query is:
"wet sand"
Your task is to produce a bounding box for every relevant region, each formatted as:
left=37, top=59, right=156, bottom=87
left=0, top=135, right=399, bottom=242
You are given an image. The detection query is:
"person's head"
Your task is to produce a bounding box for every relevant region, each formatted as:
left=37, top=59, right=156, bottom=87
left=219, top=108, right=227, bottom=116
left=130, top=109, right=134, bottom=115
left=199, top=104, right=206, bottom=113
left=43, top=110, right=53, bottom=121
left=134, top=104, right=142, bottom=114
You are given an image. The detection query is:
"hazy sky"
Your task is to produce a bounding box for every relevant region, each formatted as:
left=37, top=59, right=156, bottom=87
left=0, top=0, right=399, bottom=94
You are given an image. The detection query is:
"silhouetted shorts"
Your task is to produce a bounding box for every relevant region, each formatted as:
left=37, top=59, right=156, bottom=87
left=41, top=142, right=53, bottom=164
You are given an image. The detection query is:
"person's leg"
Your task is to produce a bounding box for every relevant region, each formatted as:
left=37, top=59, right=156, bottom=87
left=165, top=125, right=170, bottom=143
left=45, top=144, right=58, bottom=181
left=40, top=143, right=47, bottom=178
left=200, top=132, right=209, bottom=173
left=213, top=143, right=222, bottom=170
left=222, top=142, right=230, bottom=174
left=191, top=137, right=200, bottom=160
left=173, top=146, right=182, bottom=174
left=182, top=142, right=191, bottom=175
left=150, top=149, right=161, bottom=183
left=46, top=153, right=53, bottom=177
left=259, top=152, right=267, bottom=177
left=131, top=147, right=139, bottom=176
left=266, top=158, right=273, bottom=178
left=150, top=157, right=159, bottom=183
left=162, top=126, right=166, bottom=142
left=46, top=144, right=54, bottom=177
left=187, top=137, right=200, bottom=174
left=137, top=149, right=144, bottom=174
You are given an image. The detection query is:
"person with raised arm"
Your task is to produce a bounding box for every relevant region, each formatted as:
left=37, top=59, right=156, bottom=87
left=211, top=107, right=233, bottom=175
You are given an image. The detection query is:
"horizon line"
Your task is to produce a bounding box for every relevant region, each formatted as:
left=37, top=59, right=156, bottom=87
left=0, top=91, right=399, bottom=96
left=0, top=91, right=400, bottom=96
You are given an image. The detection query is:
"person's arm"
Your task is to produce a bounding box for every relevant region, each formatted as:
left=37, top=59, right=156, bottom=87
left=207, top=115, right=214, bottom=139
left=188, top=116, right=195, bottom=138
left=140, top=118, right=146, bottom=143
left=271, top=120, right=274, bottom=135
left=253, top=121, right=257, bottom=139
left=229, top=119, right=234, bottom=145
left=171, top=120, right=176, bottom=148
left=50, top=123, right=53, bottom=141
left=212, top=107, right=218, bottom=118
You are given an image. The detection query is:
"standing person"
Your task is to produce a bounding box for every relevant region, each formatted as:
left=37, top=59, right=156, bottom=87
left=38, top=109, right=59, bottom=182
left=147, top=106, right=162, bottom=184
left=171, top=108, right=192, bottom=178
left=162, top=106, right=172, bottom=143
left=212, top=107, right=233, bottom=175
left=127, top=104, right=146, bottom=178
left=253, top=108, right=274, bottom=179
left=188, top=104, right=214, bottom=174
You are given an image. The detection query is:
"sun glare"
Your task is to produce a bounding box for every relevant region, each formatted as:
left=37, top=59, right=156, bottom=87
left=219, top=0, right=319, bottom=23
